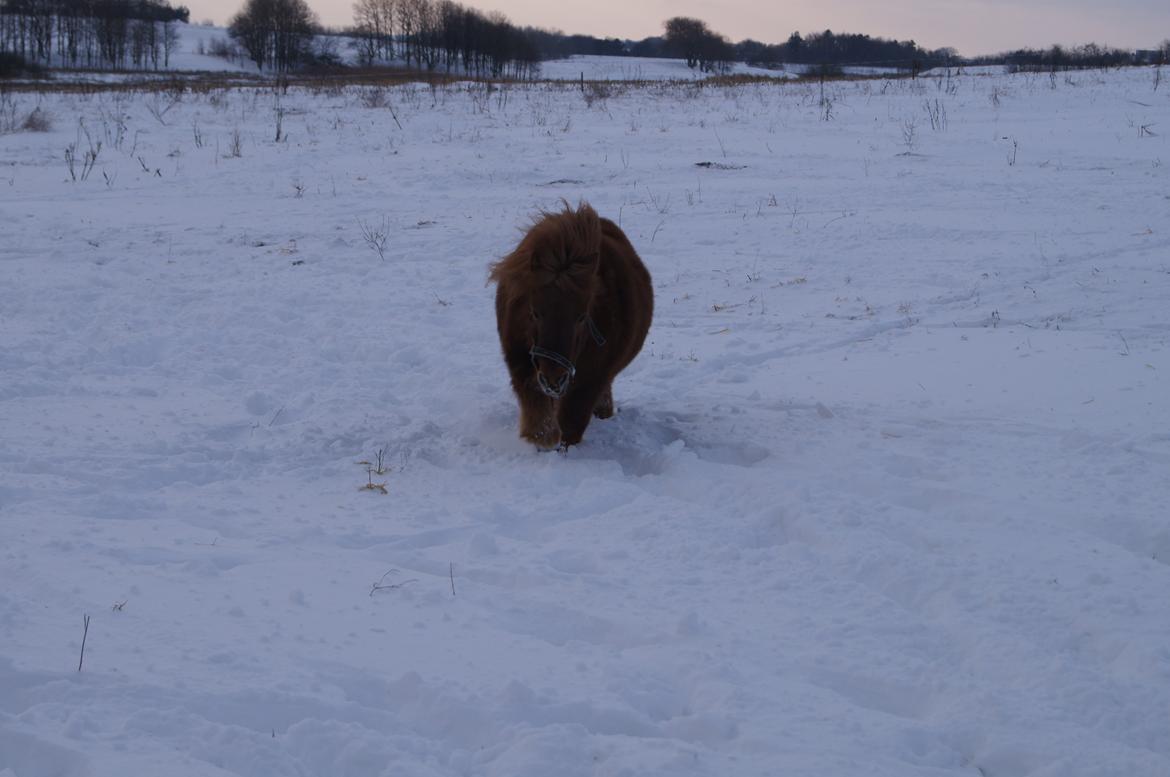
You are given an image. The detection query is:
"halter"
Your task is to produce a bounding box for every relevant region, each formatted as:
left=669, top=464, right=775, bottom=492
left=529, top=315, right=607, bottom=398
left=529, top=346, right=577, bottom=378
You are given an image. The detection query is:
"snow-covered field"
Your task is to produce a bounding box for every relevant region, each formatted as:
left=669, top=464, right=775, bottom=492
left=536, top=55, right=783, bottom=81
left=2, top=66, right=1169, bottom=777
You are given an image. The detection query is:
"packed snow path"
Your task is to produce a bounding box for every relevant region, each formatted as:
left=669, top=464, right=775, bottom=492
left=2, top=69, right=1169, bottom=776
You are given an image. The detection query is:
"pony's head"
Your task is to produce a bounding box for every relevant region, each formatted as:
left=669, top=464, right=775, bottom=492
left=491, top=203, right=603, bottom=398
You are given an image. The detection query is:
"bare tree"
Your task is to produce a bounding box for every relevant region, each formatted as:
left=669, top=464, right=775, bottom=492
left=161, top=18, right=180, bottom=67
left=352, top=0, right=394, bottom=63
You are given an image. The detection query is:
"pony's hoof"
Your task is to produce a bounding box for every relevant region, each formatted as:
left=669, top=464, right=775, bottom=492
left=520, top=412, right=560, bottom=450
left=522, top=426, right=562, bottom=451
left=593, top=387, right=614, bottom=419
left=559, top=431, right=583, bottom=448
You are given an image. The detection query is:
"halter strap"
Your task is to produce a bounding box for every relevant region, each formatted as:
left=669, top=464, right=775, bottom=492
left=585, top=315, right=607, bottom=347
left=529, top=345, right=576, bottom=377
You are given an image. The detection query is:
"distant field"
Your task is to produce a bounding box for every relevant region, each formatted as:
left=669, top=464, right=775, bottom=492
left=2, top=58, right=1168, bottom=777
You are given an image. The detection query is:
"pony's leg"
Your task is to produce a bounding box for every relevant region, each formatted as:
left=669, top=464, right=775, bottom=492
left=517, top=385, right=561, bottom=449
left=557, top=384, right=604, bottom=447
left=592, top=382, right=614, bottom=419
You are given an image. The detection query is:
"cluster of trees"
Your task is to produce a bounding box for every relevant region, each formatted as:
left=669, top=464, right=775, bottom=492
left=349, top=0, right=539, bottom=79
left=0, top=0, right=188, bottom=70
left=228, top=0, right=317, bottom=72
left=739, top=29, right=955, bottom=70
left=662, top=17, right=734, bottom=73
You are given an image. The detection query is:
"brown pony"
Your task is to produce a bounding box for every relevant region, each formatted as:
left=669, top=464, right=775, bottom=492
left=490, top=202, right=653, bottom=449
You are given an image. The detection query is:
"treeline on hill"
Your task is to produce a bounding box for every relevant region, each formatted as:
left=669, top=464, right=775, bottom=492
left=349, top=0, right=539, bottom=79
left=738, top=29, right=956, bottom=71
left=531, top=19, right=957, bottom=74
left=970, top=41, right=1169, bottom=70
left=0, top=0, right=188, bottom=71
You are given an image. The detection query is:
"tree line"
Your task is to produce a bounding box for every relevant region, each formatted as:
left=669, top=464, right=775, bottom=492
left=519, top=17, right=958, bottom=73
left=969, top=41, right=1170, bottom=71
left=5, top=0, right=1163, bottom=77
left=0, top=0, right=188, bottom=70
left=662, top=17, right=956, bottom=73
left=227, top=0, right=541, bottom=77
left=656, top=17, right=1170, bottom=73
left=348, top=0, right=539, bottom=78
left=740, top=29, right=956, bottom=70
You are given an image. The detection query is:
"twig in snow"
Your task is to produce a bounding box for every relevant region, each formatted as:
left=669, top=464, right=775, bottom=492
left=137, top=156, right=161, bottom=177
left=1118, top=332, right=1131, bottom=356
left=78, top=614, right=90, bottom=672
left=360, top=466, right=388, bottom=494
left=713, top=128, right=727, bottom=158
left=386, top=97, right=404, bottom=131
left=449, top=563, right=456, bottom=597
left=355, top=448, right=389, bottom=475
left=145, top=93, right=181, bottom=125
left=356, top=216, right=389, bottom=261
left=370, top=569, right=418, bottom=596
left=821, top=210, right=856, bottom=229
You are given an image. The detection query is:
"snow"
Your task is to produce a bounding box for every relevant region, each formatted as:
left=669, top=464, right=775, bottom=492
left=537, top=55, right=785, bottom=82
left=167, top=23, right=253, bottom=73
left=2, top=65, right=1169, bottom=777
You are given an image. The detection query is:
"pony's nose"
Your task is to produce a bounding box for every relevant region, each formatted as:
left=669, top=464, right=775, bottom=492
left=538, top=371, right=570, bottom=397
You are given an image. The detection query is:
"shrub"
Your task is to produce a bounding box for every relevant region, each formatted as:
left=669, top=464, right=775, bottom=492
left=0, top=52, right=45, bottom=78
left=21, top=108, right=52, bottom=132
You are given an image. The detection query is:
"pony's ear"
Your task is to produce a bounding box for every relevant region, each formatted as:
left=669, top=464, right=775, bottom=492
left=488, top=247, right=529, bottom=285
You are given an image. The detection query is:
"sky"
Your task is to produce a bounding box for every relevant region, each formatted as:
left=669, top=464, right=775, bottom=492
left=184, top=0, right=1170, bottom=56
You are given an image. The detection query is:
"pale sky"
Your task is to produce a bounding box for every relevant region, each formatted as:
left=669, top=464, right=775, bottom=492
left=185, top=0, right=1170, bottom=56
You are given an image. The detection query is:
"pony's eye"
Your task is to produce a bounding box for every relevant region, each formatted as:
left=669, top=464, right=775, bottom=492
left=576, top=315, right=587, bottom=325
left=530, top=309, right=541, bottom=321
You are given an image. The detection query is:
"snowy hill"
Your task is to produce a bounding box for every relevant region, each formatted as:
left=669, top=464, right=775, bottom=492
left=1, top=65, right=1169, bottom=776
left=167, top=22, right=254, bottom=72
